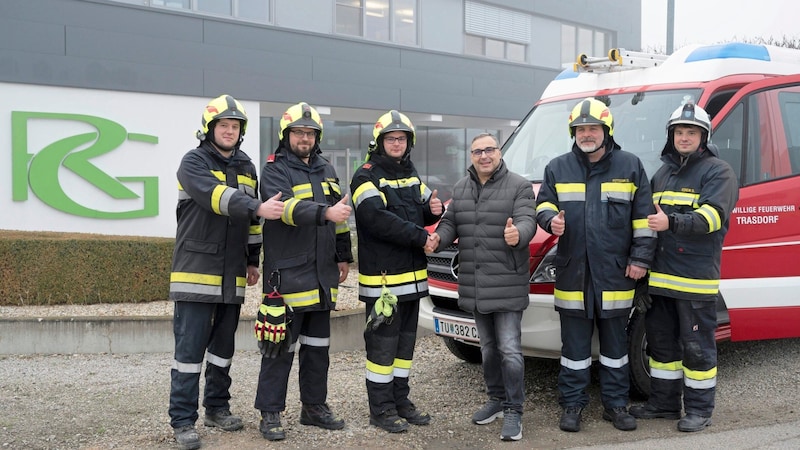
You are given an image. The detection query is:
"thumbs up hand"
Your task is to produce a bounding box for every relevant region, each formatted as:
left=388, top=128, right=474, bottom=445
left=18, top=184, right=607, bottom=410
left=550, top=210, right=566, bottom=236
left=258, top=192, right=285, bottom=220
left=325, top=194, right=352, bottom=223
left=648, top=203, right=669, bottom=231
left=504, top=217, right=520, bottom=246
left=429, top=189, right=443, bottom=216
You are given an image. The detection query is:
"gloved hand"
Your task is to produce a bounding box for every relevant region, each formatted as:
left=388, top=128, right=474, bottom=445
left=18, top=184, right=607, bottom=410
left=634, top=278, right=652, bottom=314
left=365, top=285, right=398, bottom=331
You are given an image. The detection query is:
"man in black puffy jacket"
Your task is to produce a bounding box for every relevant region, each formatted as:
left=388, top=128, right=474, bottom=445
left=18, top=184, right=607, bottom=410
left=432, top=132, right=536, bottom=442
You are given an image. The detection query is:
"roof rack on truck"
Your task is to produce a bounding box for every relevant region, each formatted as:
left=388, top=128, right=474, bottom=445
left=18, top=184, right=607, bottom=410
left=572, top=48, right=668, bottom=73
left=545, top=43, right=800, bottom=100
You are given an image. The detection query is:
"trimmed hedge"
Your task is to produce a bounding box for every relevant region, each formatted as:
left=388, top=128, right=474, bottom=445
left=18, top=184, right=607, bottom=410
left=0, top=230, right=173, bottom=306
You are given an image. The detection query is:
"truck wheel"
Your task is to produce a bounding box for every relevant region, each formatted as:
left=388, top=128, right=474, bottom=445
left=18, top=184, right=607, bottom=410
left=627, top=310, right=651, bottom=399
left=442, top=337, right=482, bottom=364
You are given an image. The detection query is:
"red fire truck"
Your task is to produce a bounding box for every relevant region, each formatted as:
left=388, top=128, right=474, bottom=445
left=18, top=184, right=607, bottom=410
left=419, top=42, right=800, bottom=397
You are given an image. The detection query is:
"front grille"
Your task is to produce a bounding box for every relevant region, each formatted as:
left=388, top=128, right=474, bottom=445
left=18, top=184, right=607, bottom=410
left=430, top=294, right=459, bottom=311
left=426, top=244, right=458, bottom=283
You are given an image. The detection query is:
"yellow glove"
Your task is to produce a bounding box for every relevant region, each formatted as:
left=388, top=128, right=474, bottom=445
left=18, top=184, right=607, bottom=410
left=365, top=286, right=398, bottom=331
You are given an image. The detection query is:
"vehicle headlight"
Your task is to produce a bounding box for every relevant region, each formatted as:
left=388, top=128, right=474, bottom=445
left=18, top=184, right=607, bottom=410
left=530, top=244, right=557, bottom=283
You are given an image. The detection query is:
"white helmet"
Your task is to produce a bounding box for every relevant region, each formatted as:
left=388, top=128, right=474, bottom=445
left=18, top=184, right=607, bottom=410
left=667, top=102, right=711, bottom=134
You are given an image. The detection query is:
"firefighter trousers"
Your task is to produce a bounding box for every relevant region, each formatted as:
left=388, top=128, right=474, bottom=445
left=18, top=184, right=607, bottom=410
left=645, top=295, right=717, bottom=417
left=558, top=313, right=630, bottom=409
left=254, top=309, right=331, bottom=412
left=364, top=299, right=419, bottom=416
left=169, top=301, right=241, bottom=428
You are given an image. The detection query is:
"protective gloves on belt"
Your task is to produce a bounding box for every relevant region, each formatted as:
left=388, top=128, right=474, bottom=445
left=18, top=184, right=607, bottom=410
left=365, top=285, right=398, bottom=331
left=255, top=289, right=293, bottom=358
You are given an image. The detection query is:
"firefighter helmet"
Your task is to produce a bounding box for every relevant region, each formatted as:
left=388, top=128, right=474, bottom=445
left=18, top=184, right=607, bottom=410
left=279, top=102, right=323, bottom=140
left=197, top=94, right=248, bottom=141
left=667, top=102, right=712, bottom=134
left=568, top=97, right=614, bottom=137
left=373, top=110, right=416, bottom=147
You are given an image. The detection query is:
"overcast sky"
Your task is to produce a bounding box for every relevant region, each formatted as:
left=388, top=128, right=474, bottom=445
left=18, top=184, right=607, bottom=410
left=641, top=0, right=800, bottom=51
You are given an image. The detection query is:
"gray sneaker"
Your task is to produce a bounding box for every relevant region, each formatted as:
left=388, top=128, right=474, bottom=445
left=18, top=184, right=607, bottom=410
left=500, top=409, right=522, bottom=441
left=173, top=425, right=201, bottom=450
left=472, top=397, right=504, bottom=425
left=204, top=409, right=243, bottom=431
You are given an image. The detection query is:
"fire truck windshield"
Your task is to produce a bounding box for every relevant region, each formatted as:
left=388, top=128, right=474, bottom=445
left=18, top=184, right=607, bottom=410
left=502, top=88, right=703, bottom=181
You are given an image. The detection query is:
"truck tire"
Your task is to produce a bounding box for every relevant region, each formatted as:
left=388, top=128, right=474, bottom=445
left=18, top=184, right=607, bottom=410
left=627, top=310, right=651, bottom=399
left=442, top=337, right=482, bottom=364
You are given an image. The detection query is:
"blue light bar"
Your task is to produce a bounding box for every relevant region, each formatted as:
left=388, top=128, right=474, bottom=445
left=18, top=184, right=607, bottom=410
left=685, top=43, right=771, bottom=63
left=554, top=69, right=580, bottom=80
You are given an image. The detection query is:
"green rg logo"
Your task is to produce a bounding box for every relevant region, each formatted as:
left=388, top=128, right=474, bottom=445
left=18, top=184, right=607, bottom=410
left=11, top=111, right=159, bottom=219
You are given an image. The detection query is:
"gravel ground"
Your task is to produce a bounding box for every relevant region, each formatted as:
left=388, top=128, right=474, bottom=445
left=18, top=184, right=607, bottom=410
left=2, top=279, right=800, bottom=449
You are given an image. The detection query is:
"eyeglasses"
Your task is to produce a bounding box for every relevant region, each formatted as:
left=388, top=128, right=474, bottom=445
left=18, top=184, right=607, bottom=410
left=290, top=129, right=317, bottom=139
left=384, top=136, right=408, bottom=144
left=470, top=147, right=498, bottom=157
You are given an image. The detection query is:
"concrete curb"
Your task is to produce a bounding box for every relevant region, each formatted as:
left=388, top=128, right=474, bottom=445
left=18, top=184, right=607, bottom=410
left=0, top=308, right=430, bottom=355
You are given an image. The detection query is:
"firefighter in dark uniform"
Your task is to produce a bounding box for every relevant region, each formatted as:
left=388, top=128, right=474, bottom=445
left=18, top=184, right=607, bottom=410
left=536, top=97, right=657, bottom=433
left=169, top=94, right=284, bottom=450
left=630, top=102, right=738, bottom=432
left=349, top=111, right=443, bottom=433
left=254, top=102, right=354, bottom=441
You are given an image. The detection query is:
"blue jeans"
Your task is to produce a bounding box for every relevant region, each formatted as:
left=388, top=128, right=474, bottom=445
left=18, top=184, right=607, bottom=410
left=473, top=310, right=525, bottom=413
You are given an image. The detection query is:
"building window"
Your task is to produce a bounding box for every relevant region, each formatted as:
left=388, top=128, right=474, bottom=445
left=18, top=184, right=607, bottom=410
left=336, top=0, right=363, bottom=36
left=335, top=0, right=418, bottom=45
left=464, top=1, right=529, bottom=63
left=561, top=24, right=612, bottom=65
left=148, top=0, right=271, bottom=23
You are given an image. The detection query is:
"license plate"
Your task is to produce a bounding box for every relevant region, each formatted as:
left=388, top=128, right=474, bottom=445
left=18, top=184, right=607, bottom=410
left=434, top=317, right=480, bottom=342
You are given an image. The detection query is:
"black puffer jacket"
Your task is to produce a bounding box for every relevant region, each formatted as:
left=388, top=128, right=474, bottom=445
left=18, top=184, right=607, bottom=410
left=435, top=160, right=536, bottom=313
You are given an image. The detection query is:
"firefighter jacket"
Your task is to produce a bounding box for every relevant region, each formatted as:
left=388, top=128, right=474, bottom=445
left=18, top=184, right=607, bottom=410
left=170, top=141, right=263, bottom=304
left=435, top=160, right=537, bottom=314
left=648, top=143, right=738, bottom=302
left=260, top=143, right=353, bottom=312
left=536, top=144, right=657, bottom=318
left=350, top=153, right=443, bottom=303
